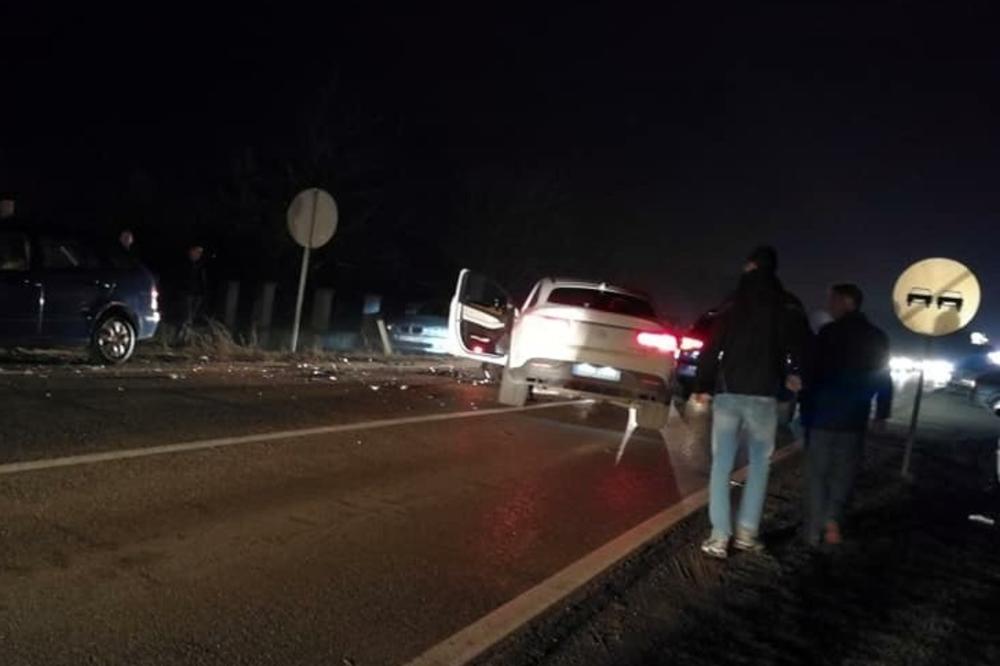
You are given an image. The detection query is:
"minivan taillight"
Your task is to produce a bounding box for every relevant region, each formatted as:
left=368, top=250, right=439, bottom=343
left=636, top=331, right=678, bottom=354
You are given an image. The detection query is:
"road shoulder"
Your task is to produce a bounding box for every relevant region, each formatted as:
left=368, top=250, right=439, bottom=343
left=484, top=435, right=1000, bottom=666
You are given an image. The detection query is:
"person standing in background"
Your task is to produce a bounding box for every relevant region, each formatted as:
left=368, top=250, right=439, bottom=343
left=0, top=196, right=15, bottom=220
left=119, top=229, right=135, bottom=253
left=176, top=244, right=208, bottom=342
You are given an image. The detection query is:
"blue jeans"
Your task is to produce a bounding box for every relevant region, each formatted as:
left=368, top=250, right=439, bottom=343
left=709, top=393, right=778, bottom=539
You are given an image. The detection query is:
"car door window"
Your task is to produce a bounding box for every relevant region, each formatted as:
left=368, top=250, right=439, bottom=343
left=0, top=232, right=30, bottom=271
left=39, top=237, right=102, bottom=271
left=462, top=272, right=512, bottom=317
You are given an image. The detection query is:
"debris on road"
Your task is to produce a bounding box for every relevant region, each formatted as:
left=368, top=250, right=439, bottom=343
left=968, top=513, right=995, bottom=526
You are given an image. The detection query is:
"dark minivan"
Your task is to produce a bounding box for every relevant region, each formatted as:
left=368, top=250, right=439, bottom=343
left=0, top=224, right=159, bottom=364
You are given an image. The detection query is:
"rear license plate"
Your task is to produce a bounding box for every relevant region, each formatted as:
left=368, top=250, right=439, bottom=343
left=572, top=363, right=622, bottom=382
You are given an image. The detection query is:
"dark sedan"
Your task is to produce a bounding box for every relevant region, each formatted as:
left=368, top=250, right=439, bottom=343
left=972, top=371, right=1000, bottom=416
left=0, top=225, right=160, bottom=363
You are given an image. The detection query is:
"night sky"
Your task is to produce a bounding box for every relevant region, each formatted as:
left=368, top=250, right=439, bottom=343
left=1, top=3, right=998, bottom=353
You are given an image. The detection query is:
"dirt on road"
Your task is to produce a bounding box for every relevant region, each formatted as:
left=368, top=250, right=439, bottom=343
left=0, top=349, right=492, bottom=463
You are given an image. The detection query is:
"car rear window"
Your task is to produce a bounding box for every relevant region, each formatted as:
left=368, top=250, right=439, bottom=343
left=546, top=288, right=656, bottom=319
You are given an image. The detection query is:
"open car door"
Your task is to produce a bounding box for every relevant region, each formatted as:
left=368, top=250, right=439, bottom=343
left=447, top=268, right=515, bottom=365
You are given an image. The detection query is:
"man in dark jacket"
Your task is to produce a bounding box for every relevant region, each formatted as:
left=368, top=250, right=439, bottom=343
left=694, top=246, right=810, bottom=558
left=802, top=283, right=892, bottom=546
left=177, top=245, right=208, bottom=341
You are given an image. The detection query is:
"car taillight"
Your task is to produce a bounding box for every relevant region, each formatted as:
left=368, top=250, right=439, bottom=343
left=680, top=336, right=703, bottom=351
left=636, top=331, right=678, bottom=354
left=151, top=286, right=159, bottom=312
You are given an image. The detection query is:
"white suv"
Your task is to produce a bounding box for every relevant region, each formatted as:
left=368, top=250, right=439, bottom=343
left=447, top=270, right=676, bottom=428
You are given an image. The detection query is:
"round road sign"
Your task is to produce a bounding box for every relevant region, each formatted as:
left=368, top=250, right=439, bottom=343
left=287, top=188, right=338, bottom=249
left=892, top=257, right=980, bottom=336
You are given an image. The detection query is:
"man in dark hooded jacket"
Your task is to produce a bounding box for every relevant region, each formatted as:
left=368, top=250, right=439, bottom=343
left=802, top=283, right=892, bottom=546
left=693, top=246, right=811, bottom=558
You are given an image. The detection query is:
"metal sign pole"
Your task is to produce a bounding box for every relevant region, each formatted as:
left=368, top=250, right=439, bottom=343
left=892, top=258, right=981, bottom=478
left=290, top=189, right=320, bottom=352
left=901, top=337, right=932, bottom=477
left=290, top=245, right=311, bottom=352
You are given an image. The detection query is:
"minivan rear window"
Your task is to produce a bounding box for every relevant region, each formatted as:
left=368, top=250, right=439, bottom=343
left=546, top=288, right=656, bottom=319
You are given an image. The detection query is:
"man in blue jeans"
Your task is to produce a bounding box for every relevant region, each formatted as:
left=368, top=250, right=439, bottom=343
left=693, top=246, right=810, bottom=558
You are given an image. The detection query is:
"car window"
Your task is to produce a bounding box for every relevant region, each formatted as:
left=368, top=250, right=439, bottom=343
left=404, top=301, right=449, bottom=317
left=546, top=288, right=656, bottom=319
left=39, top=236, right=103, bottom=271
left=0, top=232, right=30, bottom=271
left=463, top=273, right=510, bottom=313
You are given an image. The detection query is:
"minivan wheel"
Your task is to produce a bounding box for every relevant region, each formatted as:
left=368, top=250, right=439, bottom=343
left=91, top=313, right=137, bottom=365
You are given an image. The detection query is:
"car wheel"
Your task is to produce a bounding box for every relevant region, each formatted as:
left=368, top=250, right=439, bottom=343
left=91, top=313, right=137, bottom=365
left=636, top=399, right=670, bottom=430
left=498, top=368, right=529, bottom=407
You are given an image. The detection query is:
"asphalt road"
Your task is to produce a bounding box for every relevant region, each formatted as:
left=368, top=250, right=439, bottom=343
left=2, top=355, right=992, bottom=666
left=0, top=356, right=713, bottom=666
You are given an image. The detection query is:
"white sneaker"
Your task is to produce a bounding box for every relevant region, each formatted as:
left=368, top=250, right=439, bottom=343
left=733, top=528, right=765, bottom=553
left=701, top=535, right=729, bottom=559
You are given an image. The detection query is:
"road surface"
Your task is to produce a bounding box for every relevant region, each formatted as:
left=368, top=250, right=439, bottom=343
left=0, top=356, right=712, bottom=665
left=2, top=357, right=991, bottom=665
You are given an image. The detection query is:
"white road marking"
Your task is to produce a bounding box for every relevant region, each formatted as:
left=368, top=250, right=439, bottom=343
left=0, top=400, right=586, bottom=476
left=406, top=445, right=800, bottom=666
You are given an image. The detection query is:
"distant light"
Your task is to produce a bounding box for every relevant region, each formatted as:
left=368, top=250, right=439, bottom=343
left=889, top=356, right=954, bottom=385
left=971, top=331, right=990, bottom=346
left=889, top=356, right=916, bottom=373
left=922, top=360, right=954, bottom=386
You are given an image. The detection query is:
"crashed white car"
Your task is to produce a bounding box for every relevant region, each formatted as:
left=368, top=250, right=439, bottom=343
left=447, top=270, right=677, bottom=428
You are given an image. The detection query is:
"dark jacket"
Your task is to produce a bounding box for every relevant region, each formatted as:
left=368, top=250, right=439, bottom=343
left=802, top=311, right=892, bottom=432
left=178, top=259, right=208, bottom=297
left=694, top=269, right=810, bottom=397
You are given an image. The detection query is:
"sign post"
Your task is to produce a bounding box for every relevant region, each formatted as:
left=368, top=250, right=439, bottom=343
left=287, top=188, right=338, bottom=353
left=892, top=257, right=981, bottom=477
